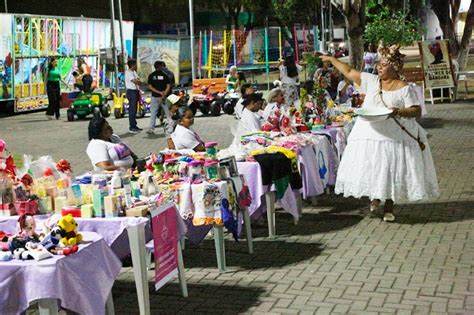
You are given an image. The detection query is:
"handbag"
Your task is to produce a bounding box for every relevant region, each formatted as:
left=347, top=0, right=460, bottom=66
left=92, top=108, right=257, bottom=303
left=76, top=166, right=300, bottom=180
left=378, top=81, right=426, bottom=151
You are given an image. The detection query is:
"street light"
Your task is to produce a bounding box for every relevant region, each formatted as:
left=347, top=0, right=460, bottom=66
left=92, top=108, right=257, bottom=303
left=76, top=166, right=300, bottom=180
left=4, top=0, right=7, bottom=13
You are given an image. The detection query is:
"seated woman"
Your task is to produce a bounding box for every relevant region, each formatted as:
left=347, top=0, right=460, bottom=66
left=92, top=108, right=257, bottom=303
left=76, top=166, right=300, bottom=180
left=239, top=93, right=264, bottom=132
left=169, top=109, right=205, bottom=151
left=86, top=117, right=137, bottom=171
left=262, top=88, right=285, bottom=121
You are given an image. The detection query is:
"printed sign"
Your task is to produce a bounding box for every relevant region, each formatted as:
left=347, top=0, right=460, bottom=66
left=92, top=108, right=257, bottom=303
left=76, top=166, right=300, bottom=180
left=150, top=203, right=178, bottom=291
left=16, top=96, right=49, bottom=112
left=418, top=40, right=455, bottom=89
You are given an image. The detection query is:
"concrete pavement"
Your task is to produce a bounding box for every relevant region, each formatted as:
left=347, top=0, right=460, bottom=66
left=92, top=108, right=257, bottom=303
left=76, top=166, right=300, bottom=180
left=2, top=100, right=473, bottom=314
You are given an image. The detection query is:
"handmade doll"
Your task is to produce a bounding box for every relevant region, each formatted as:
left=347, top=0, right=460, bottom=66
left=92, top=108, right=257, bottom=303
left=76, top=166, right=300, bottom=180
left=17, top=214, right=39, bottom=240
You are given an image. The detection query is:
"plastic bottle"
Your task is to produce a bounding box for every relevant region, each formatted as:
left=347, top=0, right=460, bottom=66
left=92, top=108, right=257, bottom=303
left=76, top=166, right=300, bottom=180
left=109, top=170, right=122, bottom=195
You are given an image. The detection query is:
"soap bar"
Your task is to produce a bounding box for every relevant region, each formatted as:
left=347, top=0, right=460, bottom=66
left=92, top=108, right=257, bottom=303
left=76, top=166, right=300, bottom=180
left=92, top=190, right=105, bottom=218
left=54, top=196, right=67, bottom=214
left=125, top=205, right=149, bottom=217
left=38, top=196, right=53, bottom=214
left=81, top=184, right=95, bottom=205
left=103, top=195, right=120, bottom=218
left=81, top=204, right=94, bottom=218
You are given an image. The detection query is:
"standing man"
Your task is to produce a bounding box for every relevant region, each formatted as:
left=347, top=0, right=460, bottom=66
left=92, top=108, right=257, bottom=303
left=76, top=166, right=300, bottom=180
left=157, top=61, right=175, bottom=125
left=147, top=61, right=171, bottom=134
left=125, top=59, right=142, bottom=133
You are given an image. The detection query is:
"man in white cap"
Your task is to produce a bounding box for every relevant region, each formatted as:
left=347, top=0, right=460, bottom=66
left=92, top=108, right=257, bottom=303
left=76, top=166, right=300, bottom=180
left=163, top=94, right=184, bottom=148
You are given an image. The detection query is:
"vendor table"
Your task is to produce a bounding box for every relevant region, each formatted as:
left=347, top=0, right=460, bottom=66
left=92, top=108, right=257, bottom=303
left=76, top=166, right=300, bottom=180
left=0, top=215, right=187, bottom=315
left=0, top=232, right=120, bottom=315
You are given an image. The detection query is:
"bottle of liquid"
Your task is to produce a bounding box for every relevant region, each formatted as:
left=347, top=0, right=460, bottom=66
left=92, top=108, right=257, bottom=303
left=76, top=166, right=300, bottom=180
left=109, top=170, right=122, bottom=196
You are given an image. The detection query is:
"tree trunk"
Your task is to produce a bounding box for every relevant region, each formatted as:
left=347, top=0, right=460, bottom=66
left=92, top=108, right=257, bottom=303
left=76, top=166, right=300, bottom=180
left=341, top=1, right=366, bottom=70
left=431, top=0, right=461, bottom=56
left=458, top=1, right=474, bottom=70
left=347, top=32, right=364, bottom=70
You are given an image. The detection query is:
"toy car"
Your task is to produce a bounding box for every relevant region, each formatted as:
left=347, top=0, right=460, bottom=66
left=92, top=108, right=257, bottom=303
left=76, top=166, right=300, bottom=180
left=67, top=92, right=111, bottom=121
left=189, top=83, right=222, bottom=116
left=113, top=91, right=150, bottom=119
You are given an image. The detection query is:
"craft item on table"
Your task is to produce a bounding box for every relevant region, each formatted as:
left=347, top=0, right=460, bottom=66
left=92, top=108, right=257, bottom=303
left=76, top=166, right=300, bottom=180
left=312, top=125, right=324, bottom=131
left=141, top=170, right=157, bottom=196
left=0, top=172, right=16, bottom=216
left=80, top=184, right=94, bottom=204
left=51, top=244, right=79, bottom=256
left=81, top=204, right=94, bottom=218
left=125, top=205, right=149, bottom=217
left=252, top=152, right=303, bottom=200
left=14, top=199, right=39, bottom=216
left=55, top=214, right=83, bottom=246
left=221, top=198, right=238, bottom=241
left=54, top=196, right=67, bottom=214
left=188, top=160, right=204, bottom=184
left=92, top=189, right=106, bottom=217
left=62, top=206, right=81, bottom=218
left=17, top=214, right=39, bottom=240
left=121, top=175, right=133, bottom=209
left=71, top=183, right=82, bottom=205
left=204, top=160, right=219, bottom=180
left=109, top=170, right=122, bottom=196
left=131, top=181, right=141, bottom=198
left=178, top=161, right=189, bottom=179
left=92, top=173, right=108, bottom=189
left=18, top=173, right=34, bottom=196
left=205, top=142, right=218, bottom=159
left=38, top=196, right=52, bottom=214
left=56, top=159, right=72, bottom=175
left=104, top=195, right=120, bottom=218
left=24, top=241, right=53, bottom=261
left=192, top=183, right=223, bottom=226
left=0, top=139, right=16, bottom=181
left=152, top=153, right=165, bottom=172
left=0, top=251, right=12, bottom=261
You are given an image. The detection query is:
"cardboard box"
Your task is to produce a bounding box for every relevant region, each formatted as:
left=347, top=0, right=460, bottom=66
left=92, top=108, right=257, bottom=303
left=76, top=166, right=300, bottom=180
left=125, top=205, right=150, bottom=217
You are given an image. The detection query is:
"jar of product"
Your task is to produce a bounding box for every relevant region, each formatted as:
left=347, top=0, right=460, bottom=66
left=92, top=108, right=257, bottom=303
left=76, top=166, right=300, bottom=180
left=205, top=142, right=218, bottom=159
left=204, top=160, right=219, bottom=180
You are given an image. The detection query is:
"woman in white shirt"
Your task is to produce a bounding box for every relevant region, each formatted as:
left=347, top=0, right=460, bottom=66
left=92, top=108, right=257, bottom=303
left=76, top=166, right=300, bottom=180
left=170, top=109, right=205, bottom=151
left=239, top=93, right=264, bottom=133
left=279, top=55, right=302, bottom=106
left=262, top=88, right=285, bottom=121
left=86, top=117, right=137, bottom=171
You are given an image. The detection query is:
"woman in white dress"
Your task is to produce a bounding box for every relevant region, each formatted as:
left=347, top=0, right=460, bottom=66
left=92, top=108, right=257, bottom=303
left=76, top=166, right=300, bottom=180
left=320, top=44, right=439, bottom=222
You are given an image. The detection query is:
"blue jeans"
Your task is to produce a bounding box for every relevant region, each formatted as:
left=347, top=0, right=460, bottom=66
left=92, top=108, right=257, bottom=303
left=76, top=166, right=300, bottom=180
left=149, top=96, right=169, bottom=129
left=126, top=89, right=139, bottom=129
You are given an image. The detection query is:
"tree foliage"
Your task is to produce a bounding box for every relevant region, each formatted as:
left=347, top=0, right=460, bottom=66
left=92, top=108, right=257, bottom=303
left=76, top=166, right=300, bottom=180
left=364, top=6, right=422, bottom=46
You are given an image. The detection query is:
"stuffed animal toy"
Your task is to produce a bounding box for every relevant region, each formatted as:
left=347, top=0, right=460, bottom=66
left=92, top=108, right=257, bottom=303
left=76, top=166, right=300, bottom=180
left=17, top=214, right=39, bottom=240
left=56, top=214, right=82, bottom=246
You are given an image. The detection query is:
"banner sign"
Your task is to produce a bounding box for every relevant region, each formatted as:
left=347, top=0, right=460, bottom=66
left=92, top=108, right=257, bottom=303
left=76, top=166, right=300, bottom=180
left=418, top=40, right=455, bottom=89
left=150, top=203, right=178, bottom=291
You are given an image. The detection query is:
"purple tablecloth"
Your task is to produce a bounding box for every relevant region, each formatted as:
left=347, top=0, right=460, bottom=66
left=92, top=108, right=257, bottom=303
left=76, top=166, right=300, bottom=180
left=0, top=214, right=188, bottom=259
left=0, top=232, right=121, bottom=315
left=237, top=162, right=299, bottom=220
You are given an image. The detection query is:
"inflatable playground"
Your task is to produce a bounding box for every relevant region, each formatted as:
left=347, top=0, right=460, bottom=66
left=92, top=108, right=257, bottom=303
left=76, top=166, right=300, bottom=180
left=0, top=13, right=133, bottom=113
left=197, top=25, right=321, bottom=79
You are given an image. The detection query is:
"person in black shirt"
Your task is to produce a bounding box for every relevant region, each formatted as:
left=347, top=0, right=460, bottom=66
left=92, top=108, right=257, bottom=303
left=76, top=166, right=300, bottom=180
left=147, top=61, right=170, bottom=134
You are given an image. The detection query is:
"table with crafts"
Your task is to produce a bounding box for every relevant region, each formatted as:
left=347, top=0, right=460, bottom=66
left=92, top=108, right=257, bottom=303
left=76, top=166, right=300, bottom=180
left=0, top=231, right=121, bottom=315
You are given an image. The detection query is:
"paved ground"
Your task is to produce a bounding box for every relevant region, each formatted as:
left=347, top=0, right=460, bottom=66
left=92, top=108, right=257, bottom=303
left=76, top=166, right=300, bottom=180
left=2, top=98, right=474, bottom=314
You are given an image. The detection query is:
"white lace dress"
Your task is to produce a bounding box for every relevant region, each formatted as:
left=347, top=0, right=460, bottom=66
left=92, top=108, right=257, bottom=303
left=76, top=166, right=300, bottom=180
left=335, top=73, right=439, bottom=202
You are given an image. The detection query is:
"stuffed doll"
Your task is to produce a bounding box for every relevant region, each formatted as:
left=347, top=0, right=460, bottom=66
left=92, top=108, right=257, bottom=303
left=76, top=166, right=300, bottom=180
left=55, top=214, right=82, bottom=246
left=17, top=214, right=39, bottom=240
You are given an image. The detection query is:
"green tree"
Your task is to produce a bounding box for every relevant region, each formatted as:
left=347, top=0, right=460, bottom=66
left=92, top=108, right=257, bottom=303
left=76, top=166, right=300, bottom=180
left=364, top=6, right=422, bottom=47
left=431, top=0, right=474, bottom=70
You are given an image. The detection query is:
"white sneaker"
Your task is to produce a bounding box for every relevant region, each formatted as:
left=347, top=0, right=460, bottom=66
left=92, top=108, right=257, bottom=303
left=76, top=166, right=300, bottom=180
left=146, top=129, right=154, bottom=134
left=383, top=213, right=395, bottom=222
